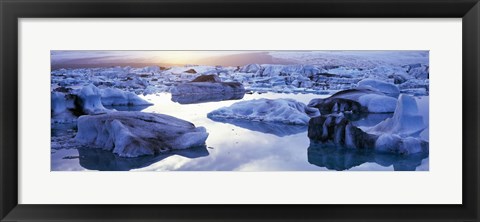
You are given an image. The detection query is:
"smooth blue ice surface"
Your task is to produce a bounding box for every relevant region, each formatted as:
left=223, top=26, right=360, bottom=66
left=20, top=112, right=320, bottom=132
left=51, top=92, right=429, bottom=171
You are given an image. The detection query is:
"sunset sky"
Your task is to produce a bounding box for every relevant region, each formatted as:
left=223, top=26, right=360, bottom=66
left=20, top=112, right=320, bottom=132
left=51, top=51, right=284, bottom=69
left=51, top=50, right=429, bottom=69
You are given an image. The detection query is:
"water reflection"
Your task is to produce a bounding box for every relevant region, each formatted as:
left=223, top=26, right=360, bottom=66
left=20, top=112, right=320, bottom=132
left=208, top=118, right=307, bottom=137
left=104, top=104, right=152, bottom=112
left=77, top=146, right=209, bottom=171
left=307, top=142, right=429, bottom=171
left=51, top=122, right=77, bottom=137
left=171, top=92, right=245, bottom=104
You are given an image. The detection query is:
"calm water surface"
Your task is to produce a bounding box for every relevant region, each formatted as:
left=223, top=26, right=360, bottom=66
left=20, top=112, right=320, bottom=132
left=51, top=93, right=429, bottom=171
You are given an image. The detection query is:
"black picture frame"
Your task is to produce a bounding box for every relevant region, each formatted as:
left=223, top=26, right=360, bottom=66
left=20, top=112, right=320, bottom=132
left=1, top=0, right=479, bottom=221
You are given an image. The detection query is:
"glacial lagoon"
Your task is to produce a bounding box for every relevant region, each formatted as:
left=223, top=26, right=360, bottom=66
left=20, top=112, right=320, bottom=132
left=51, top=92, right=429, bottom=171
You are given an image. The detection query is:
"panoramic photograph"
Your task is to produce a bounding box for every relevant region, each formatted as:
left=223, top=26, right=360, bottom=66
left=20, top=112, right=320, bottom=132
left=51, top=50, right=429, bottom=171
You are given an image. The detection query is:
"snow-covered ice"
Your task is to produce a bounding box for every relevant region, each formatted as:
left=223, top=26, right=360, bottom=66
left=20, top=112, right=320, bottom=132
left=366, top=94, right=429, bottom=154
left=76, top=84, right=110, bottom=115
left=74, top=111, right=209, bottom=157
left=239, top=64, right=261, bottom=73
left=208, top=98, right=320, bottom=125
left=100, top=88, right=153, bottom=106
left=366, top=94, right=426, bottom=137
left=357, top=79, right=400, bottom=98
left=357, top=94, right=397, bottom=113
left=51, top=84, right=154, bottom=123
left=308, top=88, right=397, bottom=113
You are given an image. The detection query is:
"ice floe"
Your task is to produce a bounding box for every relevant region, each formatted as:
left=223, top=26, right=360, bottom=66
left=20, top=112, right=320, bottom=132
left=208, top=98, right=320, bottom=125
left=74, top=111, right=209, bottom=157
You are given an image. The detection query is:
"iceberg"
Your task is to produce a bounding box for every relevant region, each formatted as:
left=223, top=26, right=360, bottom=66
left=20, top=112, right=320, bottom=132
left=171, top=74, right=245, bottom=96
left=347, top=113, right=394, bottom=127
left=308, top=94, right=429, bottom=155
left=76, top=84, right=110, bottom=115
left=51, top=84, right=154, bottom=123
left=208, top=98, right=320, bottom=125
left=308, top=88, right=397, bottom=114
left=99, top=88, right=153, bottom=106
left=260, top=64, right=321, bottom=77
left=357, top=79, right=400, bottom=98
left=406, top=64, right=429, bottom=79
left=357, top=94, right=397, bottom=113
left=239, top=64, right=261, bottom=73
left=141, top=65, right=161, bottom=73
left=51, top=91, right=77, bottom=123
left=365, top=94, right=426, bottom=137
left=74, top=111, right=209, bottom=157
left=309, top=97, right=366, bottom=114
left=365, top=95, right=429, bottom=155
left=308, top=114, right=378, bottom=149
